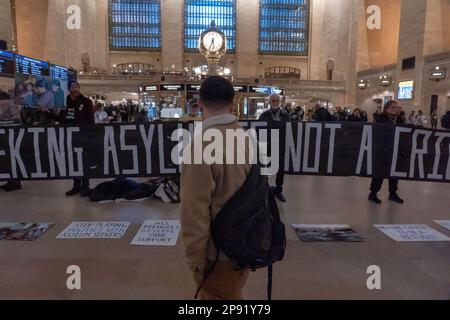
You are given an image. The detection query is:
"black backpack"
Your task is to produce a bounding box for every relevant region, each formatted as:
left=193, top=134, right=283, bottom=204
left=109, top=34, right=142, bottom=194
left=196, top=165, right=286, bottom=300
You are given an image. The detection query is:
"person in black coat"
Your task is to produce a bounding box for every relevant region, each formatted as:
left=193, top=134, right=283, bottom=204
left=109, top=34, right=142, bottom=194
left=313, top=104, right=334, bottom=122
left=259, top=94, right=290, bottom=202
left=63, top=82, right=95, bottom=197
left=369, top=100, right=404, bottom=204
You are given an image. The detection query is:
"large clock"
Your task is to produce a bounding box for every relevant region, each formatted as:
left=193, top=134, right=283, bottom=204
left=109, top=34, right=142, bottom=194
left=199, top=21, right=227, bottom=58
left=202, top=31, right=224, bottom=53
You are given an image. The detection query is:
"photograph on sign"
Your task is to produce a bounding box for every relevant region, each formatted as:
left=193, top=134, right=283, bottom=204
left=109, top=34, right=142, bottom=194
left=433, top=220, right=450, bottom=231
left=131, top=220, right=181, bottom=246
left=0, top=222, right=54, bottom=241
left=57, top=222, right=130, bottom=239
left=375, top=225, right=450, bottom=242
left=397, top=80, right=414, bottom=100
left=0, top=77, right=21, bottom=123
left=292, top=224, right=364, bottom=242
left=15, top=74, right=68, bottom=109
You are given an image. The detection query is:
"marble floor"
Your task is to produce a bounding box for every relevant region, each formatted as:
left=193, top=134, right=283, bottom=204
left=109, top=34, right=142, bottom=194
left=0, top=175, right=449, bottom=300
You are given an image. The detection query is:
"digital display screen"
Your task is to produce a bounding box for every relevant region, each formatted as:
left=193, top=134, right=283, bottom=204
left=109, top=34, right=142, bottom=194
left=50, top=64, right=68, bottom=79
left=15, top=54, right=50, bottom=77
left=0, top=50, right=15, bottom=78
left=160, top=84, right=185, bottom=91
left=187, top=84, right=201, bottom=92
left=249, top=86, right=284, bottom=95
left=397, top=80, right=414, bottom=100
left=233, top=85, right=248, bottom=93
left=143, top=85, right=159, bottom=92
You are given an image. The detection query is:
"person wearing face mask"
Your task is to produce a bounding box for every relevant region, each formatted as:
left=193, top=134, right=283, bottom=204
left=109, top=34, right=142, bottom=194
left=63, top=82, right=94, bottom=197
left=369, top=100, right=404, bottom=204
left=259, top=94, right=290, bottom=202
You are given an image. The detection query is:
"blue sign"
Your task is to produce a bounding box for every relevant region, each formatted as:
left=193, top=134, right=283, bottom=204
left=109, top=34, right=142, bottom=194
left=15, top=54, right=50, bottom=77
left=0, top=50, right=15, bottom=77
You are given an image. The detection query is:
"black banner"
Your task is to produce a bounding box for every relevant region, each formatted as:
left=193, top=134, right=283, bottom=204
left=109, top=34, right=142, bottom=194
left=0, top=121, right=449, bottom=183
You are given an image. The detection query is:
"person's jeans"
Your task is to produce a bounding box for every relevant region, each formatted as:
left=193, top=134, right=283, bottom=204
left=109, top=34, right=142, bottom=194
left=370, top=178, right=398, bottom=194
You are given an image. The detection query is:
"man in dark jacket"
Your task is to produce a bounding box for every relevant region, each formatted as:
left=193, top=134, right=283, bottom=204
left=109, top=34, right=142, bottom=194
left=369, top=100, right=404, bottom=204
left=313, top=104, right=334, bottom=122
left=259, top=94, right=290, bottom=202
left=64, top=82, right=95, bottom=197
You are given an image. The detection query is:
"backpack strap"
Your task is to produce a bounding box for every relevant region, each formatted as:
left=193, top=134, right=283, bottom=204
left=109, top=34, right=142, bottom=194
left=267, top=264, right=273, bottom=301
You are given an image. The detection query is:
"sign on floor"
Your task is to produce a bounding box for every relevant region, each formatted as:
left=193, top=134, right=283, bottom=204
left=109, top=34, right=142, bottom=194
left=375, top=224, right=450, bottom=242
left=292, top=224, right=364, bottom=242
left=56, top=222, right=130, bottom=239
left=131, top=220, right=181, bottom=246
left=0, top=222, right=54, bottom=241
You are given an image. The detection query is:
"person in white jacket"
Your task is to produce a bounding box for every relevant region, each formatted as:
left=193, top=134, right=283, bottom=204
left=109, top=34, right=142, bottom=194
left=414, top=110, right=428, bottom=127
left=94, top=103, right=110, bottom=124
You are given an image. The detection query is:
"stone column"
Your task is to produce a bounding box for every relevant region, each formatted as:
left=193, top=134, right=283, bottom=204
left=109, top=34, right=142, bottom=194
left=161, top=0, right=183, bottom=72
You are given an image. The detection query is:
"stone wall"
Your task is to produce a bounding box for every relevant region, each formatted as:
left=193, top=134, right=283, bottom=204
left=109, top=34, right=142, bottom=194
left=0, top=0, right=13, bottom=49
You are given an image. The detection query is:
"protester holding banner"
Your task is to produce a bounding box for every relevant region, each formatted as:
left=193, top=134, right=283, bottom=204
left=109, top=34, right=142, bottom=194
left=64, top=82, right=94, bottom=197
left=369, top=100, right=404, bottom=204
left=259, top=93, right=290, bottom=202
left=180, top=76, right=252, bottom=300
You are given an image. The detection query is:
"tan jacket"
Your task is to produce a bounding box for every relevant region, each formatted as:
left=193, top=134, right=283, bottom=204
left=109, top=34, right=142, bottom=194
left=180, top=114, right=252, bottom=276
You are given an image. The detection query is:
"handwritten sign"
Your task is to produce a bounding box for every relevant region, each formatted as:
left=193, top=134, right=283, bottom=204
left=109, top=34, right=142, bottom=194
left=57, top=222, right=130, bottom=239
left=375, top=225, right=450, bottom=242
left=131, top=220, right=181, bottom=246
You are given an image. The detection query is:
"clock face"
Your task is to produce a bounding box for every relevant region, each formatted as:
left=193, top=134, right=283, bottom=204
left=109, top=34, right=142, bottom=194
left=202, top=31, right=224, bottom=52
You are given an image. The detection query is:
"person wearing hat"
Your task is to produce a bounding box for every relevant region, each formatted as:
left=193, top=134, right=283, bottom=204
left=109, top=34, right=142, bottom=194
left=64, top=82, right=95, bottom=197
left=180, top=101, right=202, bottom=122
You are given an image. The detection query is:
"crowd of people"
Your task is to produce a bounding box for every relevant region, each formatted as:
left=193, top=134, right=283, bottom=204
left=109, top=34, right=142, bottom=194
left=281, top=103, right=446, bottom=129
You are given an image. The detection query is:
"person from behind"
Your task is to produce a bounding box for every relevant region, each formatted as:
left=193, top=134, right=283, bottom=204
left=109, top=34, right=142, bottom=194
left=180, top=76, right=252, bottom=300
left=369, top=100, right=404, bottom=204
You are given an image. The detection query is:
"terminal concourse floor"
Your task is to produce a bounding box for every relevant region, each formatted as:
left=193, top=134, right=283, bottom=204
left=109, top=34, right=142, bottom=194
left=0, top=176, right=449, bottom=300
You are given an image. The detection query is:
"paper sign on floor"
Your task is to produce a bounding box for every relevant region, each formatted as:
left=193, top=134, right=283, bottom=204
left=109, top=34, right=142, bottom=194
left=292, top=224, right=364, bottom=242
left=131, top=220, right=181, bottom=246
left=433, top=220, right=450, bottom=231
left=56, top=222, right=130, bottom=239
left=0, top=222, right=54, bottom=241
left=375, top=225, right=450, bottom=242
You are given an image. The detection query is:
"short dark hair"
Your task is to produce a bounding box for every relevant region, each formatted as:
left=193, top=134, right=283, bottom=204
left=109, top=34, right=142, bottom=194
left=383, top=100, right=398, bottom=112
left=199, top=76, right=235, bottom=108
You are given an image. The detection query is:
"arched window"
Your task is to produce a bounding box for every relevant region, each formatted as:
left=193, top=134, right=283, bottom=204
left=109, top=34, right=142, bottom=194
left=259, top=0, right=310, bottom=55
left=109, top=0, right=161, bottom=50
left=184, top=0, right=236, bottom=52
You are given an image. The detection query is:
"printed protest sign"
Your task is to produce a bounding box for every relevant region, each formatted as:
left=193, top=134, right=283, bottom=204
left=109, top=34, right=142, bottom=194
left=375, top=225, right=450, bottom=242
left=131, top=220, right=181, bottom=246
left=57, top=222, right=130, bottom=239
